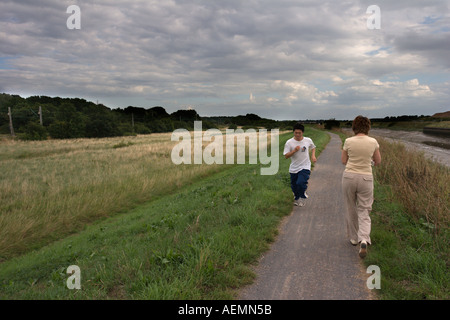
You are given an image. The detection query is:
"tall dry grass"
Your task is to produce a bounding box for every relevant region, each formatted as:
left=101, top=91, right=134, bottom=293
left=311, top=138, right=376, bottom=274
left=0, top=134, right=215, bottom=260
left=0, top=130, right=280, bottom=261
left=373, top=138, right=449, bottom=233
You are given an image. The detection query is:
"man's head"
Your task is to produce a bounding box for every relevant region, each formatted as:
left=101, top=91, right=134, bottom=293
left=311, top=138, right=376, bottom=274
left=293, top=123, right=304, bottom=141
left=293, top=123, right=304, bottom=132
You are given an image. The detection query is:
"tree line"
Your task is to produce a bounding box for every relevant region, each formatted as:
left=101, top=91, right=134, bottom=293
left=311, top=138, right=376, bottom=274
left=3, top=93, right=442, bottom=141
left=0, top=93, right=297, bottom=140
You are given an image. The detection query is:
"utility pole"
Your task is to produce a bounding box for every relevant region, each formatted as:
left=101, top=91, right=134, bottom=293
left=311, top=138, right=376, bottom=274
left=38, top=106, right=43, bottom=125
left=8, top=107, right=15, bottom=136
left=132, top=113, right=135, bottom=133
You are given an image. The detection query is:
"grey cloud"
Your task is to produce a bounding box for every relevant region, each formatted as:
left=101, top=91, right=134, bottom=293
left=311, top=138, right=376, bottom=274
left=392, top=30, right=450, bottom=69
left=0, top=0, right=449, bottom=119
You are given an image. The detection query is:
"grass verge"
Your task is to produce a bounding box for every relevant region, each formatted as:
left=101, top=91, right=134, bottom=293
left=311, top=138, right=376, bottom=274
left=0, top=127, right=329, bottom=299
left=366, top=181, right=449, bottom=299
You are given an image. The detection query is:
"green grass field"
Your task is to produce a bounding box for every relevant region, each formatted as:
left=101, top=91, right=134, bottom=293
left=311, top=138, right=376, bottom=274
left=0, top=127, right=329, bottom=299
left=366, top=182, right=449, bottom=299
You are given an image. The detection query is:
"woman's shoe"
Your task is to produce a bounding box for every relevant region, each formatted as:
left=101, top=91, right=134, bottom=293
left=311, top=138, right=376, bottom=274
left=359, top=241, right=367, bottom=258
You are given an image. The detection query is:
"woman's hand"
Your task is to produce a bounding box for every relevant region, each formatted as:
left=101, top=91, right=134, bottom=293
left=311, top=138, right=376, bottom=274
left=372, top=149, right=381, bottom=166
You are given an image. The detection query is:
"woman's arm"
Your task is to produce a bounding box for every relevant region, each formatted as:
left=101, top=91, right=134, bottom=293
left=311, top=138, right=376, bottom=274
left=341, top=150, right=348, bottom=165
left=372, top=149, right=381, bottom=166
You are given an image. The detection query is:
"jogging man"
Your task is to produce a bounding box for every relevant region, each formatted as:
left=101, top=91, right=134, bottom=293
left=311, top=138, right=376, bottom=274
left=283, top=123, right=317, bottom=207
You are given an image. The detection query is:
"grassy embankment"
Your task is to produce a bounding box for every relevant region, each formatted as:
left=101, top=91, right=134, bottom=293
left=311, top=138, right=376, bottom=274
left=0, top=127, right=330, bottom=299
left=333, top=129, right=449, bottom=300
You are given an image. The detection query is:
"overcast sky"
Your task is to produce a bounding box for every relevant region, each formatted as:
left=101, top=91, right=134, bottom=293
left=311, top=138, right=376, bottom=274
left=1, top=0, right=449, bottom=120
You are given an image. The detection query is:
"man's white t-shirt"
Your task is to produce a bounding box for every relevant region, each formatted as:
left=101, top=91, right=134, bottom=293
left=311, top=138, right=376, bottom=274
left=283, top=137, right=316, bottom=173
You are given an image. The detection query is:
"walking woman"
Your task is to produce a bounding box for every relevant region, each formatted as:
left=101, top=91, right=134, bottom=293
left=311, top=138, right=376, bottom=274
left=341, top=116, right=381, bottom=258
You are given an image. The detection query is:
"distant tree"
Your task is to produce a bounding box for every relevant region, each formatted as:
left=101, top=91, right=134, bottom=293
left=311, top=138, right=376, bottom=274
left=245, top=113, right=262, bottom=121
left=147, top=106, right=169, bottom=119
left=134, top=123, right=151, bottom=134
left=122, top=106, right=147, bottom=117
left=48, top=121, right=74, bottom=139
left=147, top=118, right=174, bottom=133
left=171, top=109, right=200, bottom=121
left=21, top=121, right=48, bottom=140
left=85, top=116, right=120, bottom=138
left=324, top=119, right=340, bottom=130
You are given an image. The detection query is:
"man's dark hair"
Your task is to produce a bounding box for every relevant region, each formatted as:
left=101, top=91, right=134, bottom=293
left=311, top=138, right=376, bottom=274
left=293, top=123, right=304, bottom=132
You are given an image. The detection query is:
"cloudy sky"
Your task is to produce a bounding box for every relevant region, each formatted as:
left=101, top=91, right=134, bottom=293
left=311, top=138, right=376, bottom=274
left=1, top=0, right=449, bottom=120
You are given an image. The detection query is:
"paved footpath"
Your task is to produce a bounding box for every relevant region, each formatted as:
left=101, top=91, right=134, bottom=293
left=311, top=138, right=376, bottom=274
left=239, top=133, right=375, bottom=300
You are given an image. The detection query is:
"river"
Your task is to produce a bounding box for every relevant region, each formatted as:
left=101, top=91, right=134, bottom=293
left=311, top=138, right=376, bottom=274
left=343, top=128, right=450, bottom=167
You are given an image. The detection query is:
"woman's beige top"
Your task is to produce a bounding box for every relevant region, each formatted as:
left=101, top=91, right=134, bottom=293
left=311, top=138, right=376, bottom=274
left=343, top=135, right=379, bottom=175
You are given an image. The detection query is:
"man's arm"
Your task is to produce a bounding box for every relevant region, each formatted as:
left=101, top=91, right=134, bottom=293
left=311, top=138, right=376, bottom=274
left=285, top=146, right=300, bottom=159
left=311, top=147, right=317, bottom=163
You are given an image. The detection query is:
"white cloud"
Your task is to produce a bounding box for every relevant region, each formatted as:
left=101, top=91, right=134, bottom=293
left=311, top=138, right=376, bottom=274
left=271, top=80, right=338, bottom=105
left=345, top=78, right=433, bottom=98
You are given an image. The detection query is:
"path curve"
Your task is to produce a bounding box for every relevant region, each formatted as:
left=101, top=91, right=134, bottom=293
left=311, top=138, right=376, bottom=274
left=239, top=132, right=375, bottom=300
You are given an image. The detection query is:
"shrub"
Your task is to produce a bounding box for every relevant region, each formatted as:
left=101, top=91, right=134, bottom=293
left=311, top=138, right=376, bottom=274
left=20, top=122, right=48, bottom=140
left=324, top=119, right=340, bottom=130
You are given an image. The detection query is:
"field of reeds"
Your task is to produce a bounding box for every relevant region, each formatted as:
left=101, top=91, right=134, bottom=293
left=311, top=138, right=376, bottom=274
left=370, top=138, right=449, bottom=299
left=373, top=138, right=449, bottom=231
